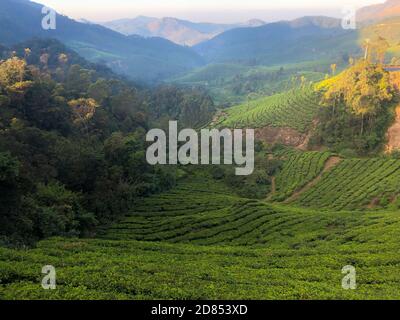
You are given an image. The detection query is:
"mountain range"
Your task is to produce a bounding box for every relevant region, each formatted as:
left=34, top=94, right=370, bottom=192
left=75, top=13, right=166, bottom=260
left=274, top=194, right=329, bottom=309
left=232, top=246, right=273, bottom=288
left=101, top=16, right=265, bottom=46
left=193, top=16, right=361, bottom=65
left=0, top=0, right=204, bottom=83
left=1, top=0, right=400, bottom=84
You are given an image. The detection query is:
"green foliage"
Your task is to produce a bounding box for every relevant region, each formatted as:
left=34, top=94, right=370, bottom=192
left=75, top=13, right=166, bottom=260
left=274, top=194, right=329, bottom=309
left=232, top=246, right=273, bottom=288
left=321, top=61, right=394, bottom=119
left=3, top=10, right=400, bottom=302
left=272, top=149, right=332, bottom=201
left=294, top=158, right=400, bottom=210
left=215, top=86, right=320, bottom=133
left=0, top=41, right=203, bottom=244
left=150, top=86, right=215, bottom=128
left=3, top=189, right=400, bottom=299
left=0, top=152, right=19, bottom=181
left=170, top=62, right=327, bottom=106
left=310, top=102, right=393, bottom=155
left=222, top=168, right=272, bottom=199
left=2, top=152, right=400, bottom=299
left=312, top=61, right=397, bottom=154
left=203, top=146, right=280, bottom=199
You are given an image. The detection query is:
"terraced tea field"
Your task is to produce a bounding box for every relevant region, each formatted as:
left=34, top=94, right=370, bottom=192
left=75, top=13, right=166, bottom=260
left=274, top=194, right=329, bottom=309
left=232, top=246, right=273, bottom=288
left=2, top=168, right=400, bottom=300
left=271, top=149, right=333, bottom=201
left=215, top=87, right=321, bottom=133
left=293, top=158, right=400, bottom=210
left=2, top=205, right=400, bottom=299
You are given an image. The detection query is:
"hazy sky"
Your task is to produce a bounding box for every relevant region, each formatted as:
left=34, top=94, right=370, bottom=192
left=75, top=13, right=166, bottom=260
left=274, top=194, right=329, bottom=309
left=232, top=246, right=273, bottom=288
left=32, top=0, right=386, bottom=23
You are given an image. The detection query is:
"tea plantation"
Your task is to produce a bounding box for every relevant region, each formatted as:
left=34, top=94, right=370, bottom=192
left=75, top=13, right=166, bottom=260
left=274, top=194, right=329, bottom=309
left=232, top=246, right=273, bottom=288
left=293, top=158, right=400, bottom=210
left=271, top=149, right=332, bottom=201
left=214, top=87, right=320, bottom=133
left=2, top=165, right=400, bottom=299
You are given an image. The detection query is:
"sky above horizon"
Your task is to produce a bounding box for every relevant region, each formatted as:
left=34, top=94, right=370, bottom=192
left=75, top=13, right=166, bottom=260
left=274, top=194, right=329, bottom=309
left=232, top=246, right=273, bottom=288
left=32, top=0, right=386, bottom=23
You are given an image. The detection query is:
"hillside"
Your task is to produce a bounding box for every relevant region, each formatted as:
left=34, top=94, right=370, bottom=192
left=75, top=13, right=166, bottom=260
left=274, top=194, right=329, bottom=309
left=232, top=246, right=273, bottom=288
left=360, top=16, right=400, bottom=60
left=0, top=0, right=204, bottom=83
left=265, top=149, right=400, bottom=212
left=193, top=16, right=360, bottom=65
left=169, top=61, right=328, bottom=106
left=357, top=0, right=400, bottom=23
left=270, top=149, right=334, bottom=201
left=0, top=38, right=217, bottom=245
left=293, top=157, right=400, bottom=210
left=213, top=86, right=321, bottom=133
left=4, top=0, right=400, bottom=303
left=2, top=48, right=400, bottom=298
left=3, top=171, right=400, bottom=299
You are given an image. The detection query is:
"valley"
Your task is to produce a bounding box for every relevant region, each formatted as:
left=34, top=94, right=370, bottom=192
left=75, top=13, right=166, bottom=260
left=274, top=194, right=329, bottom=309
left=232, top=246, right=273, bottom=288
left=2, top=0, right=400, bottom=302
left=2, top=46, right=400, bottom=298
left=3, top=171, right=400, bottom=299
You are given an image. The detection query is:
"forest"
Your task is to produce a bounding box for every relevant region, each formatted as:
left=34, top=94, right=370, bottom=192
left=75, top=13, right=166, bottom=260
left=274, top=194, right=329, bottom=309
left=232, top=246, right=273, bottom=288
left=0, top=39, right=215, bottom=245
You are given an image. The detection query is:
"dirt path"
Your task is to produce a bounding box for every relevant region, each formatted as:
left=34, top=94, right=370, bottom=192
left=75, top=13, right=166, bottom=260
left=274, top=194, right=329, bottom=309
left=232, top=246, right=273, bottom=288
left=284, top=156, right=342, bottom=203
left=296, top=131, right=312, bottom=151
left=386, top=106, right=400, bottom=153
left=209, top=111, right=228, bottom=127
left=269, top=177, right=276, bottom=197
left=266, top=154, right=276, bottom=200
left=297, top=120, right=319, bottom=151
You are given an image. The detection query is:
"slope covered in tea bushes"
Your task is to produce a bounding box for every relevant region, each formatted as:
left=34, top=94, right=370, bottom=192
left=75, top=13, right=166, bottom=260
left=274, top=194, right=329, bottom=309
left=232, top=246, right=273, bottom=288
left=214, top=87, right=321, bottom=133
left=293, top=158, right=400, bottom=210
left=3, top=153, right=400, bottom=299
left=271, top=149, right=333, bottom=201
left=2, top=204, right=400, bottom=299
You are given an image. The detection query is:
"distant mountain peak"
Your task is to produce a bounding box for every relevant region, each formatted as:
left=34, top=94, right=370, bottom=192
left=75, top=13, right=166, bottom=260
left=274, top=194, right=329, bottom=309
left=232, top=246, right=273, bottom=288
left=101, top=16, right=264, bottom=46
left=243, top=19, right=265, bottom=27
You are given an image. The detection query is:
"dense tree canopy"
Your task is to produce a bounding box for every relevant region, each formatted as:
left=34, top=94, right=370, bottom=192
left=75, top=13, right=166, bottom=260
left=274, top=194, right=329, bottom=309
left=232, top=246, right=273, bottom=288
left=313, top=60, right=398, bottom=154
left=0, top=40, right=214, bottom=245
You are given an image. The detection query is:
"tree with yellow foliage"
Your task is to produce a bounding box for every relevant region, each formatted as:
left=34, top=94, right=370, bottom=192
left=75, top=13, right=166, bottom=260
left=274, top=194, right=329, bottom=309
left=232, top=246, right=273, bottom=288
left=362, top=36, right=390, bottom=64
left=68, top=98, right=98, bottom=121
left=322, top=60, right=395, bottom=135
left=24, top=48, right=31, bottom=59
left=0, top=57, right=27, bottom=88
left=68, top=98, right=99, bottom=136
left=58, top=53, right=68, bottom=66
